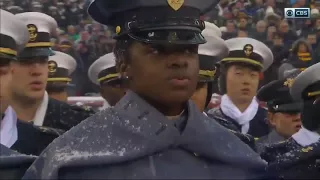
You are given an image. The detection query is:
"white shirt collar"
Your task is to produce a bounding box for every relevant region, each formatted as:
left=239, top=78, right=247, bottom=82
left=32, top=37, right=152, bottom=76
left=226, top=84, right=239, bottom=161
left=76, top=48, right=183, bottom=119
left=32, top=91, right=49, bottom=126
left=0, top=106, right=18, bottom=148
left=292, top=126, right=320, bottom=147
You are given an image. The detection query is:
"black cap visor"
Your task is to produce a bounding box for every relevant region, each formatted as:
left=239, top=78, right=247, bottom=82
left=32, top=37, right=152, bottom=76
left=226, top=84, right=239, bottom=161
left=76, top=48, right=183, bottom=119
left=272, top=102, right=302, bottom=113
left=126, top=29, right=206, bottom=45
left=18, top=48, right=55, bottom=59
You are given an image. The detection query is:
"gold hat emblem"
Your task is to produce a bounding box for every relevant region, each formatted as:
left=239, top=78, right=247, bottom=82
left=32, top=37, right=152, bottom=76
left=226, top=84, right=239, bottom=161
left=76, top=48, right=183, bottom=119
left=169, top=31, right=178, bottom=41
left=167, top=0, right=184, bottom=11
left=116, top=26, right=121, bottom=34
left=27, top=24, right=38, bottom=42
left=48, top=60, right=57, bottom=74
left=243, top=44, right=253, bottom=57
left=283, top=78, right=295, bottom=88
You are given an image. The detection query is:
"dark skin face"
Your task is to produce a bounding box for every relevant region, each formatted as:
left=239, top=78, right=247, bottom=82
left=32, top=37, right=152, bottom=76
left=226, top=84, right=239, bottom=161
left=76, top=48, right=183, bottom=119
left=100, top=80, right=126, bottom=106
left=120, top=42, right=199, bottom=116
left=191, top=82, right=208, bottom=112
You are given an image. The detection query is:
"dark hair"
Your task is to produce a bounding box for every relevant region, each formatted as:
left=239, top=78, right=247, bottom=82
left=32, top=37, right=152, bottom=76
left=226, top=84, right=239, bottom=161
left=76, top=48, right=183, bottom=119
left=113, top=36, right=134, bottom=70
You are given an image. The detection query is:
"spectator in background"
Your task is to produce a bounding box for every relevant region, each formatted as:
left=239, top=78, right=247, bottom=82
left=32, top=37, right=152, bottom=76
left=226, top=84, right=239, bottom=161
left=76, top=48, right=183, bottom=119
left=262, top=32, right=290, bottom=85
left=252, top=20, right=267, bottom=42
left=67, top=25, right=80, bottom=42
left=285, top=39, right=314, bottom=70
left=238, top=30, right=248, bottom=37
left=279, top=20, right=298, bottom=47
left=222, top=20, right=237, bottom=39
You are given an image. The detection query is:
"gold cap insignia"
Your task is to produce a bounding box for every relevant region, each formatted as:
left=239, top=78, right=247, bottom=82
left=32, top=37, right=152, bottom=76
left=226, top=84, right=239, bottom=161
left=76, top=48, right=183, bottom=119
left=167, top=0, right=184, bottom=11
left=283, top=78, right=295, bottom=88
left=48, top=60, right=57, bottom=74
left=27, top=24, right=38, bottom=42
left=115, top=26, right=121, bottom=34
left=243, top=44, right=253, bottom=57
left=168, top=31, right=178, bottom=41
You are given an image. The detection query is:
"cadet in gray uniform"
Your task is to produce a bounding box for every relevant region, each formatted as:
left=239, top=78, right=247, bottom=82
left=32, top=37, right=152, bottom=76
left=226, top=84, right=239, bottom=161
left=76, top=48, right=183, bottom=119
left=263, top=62, right=320, bottom=179
left=23, top=1, right=269, bottom=179
left=88, top=53, right=126, bottom=107
left=0, top=9, right=36, bottom=180
left=207, top=37, right=273, bottom=138
left=46, top=51, right=77, bottom=103
left=256, top=69, right=302, bottom=153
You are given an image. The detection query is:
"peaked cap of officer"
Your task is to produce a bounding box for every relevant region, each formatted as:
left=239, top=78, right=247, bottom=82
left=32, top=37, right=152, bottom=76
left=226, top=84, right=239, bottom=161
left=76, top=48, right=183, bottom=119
left=0, top=9, right=29, bottom=60
left=47, top=51, right=77, bottom=82
left=87, top=0, right=220, bottom=44
left=290, top=62, right=320, bottom=101
left=88, top=53, right=118, bottom=85
left=221, top=37, right=273, bottom=72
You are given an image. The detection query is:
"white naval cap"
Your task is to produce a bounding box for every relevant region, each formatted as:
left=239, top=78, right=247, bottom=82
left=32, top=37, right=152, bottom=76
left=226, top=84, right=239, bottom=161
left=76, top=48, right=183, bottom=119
left=290, top=62, right=320, bottom=101
left=0, top=9, right=29, bottom=59
left=199, top=22, right=228, bottom=60
left=202, top=21, right=222, bottom=38
left=15, top=12, right=58, bottom=48
left=88, top=53, right=119, bottom=85
left=221, top=37, right=273, bottom=72
left=198, top=22, right=228, bottom=82
left=47, top=51, right=76, bottom=82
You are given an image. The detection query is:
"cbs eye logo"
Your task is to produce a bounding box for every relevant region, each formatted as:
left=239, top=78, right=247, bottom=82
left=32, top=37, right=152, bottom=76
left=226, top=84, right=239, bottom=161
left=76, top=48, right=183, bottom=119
left=286, top=9, right=294, bottom=17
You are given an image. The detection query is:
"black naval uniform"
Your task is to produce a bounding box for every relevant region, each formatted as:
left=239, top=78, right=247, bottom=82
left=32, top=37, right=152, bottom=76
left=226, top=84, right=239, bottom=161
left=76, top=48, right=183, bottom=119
left=208, top=107, right=268, bottom=137
left=41, top=98, right=94, bottom=130
left=0, top=9, right=37, bottom=179
left=263, top=63, right=320, bottom=179
left=15, top=12, right=95, bottom=132
left=22, top=1, right=271, bottom=179
left=207, top=37, right=273, bottom=138
left=10, top=120, right=64, bottom=156
left=256, top=69, right=302, bottom=153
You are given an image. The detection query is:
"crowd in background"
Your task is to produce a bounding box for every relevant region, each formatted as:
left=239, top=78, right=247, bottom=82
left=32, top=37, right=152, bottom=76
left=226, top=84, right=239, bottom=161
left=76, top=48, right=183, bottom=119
left=2, top=0, right=320, bottom=95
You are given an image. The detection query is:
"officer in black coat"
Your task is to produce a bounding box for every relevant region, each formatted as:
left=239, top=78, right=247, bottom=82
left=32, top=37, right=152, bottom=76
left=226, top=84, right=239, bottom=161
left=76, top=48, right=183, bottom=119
left=22, top=0, right=270, bottom=179
left=191, top=21, right=228, bottom=113
left=0, top=10, right=71, bottom=157
left=9, top=12, right=93, bottom=132
left=0, top=9, right=50, bottom=179
left=262, top=62, right=320, bottom=179
left=88, top=53, right=126, bottom=108
left=46, top=51, right=77, bottom=103
left=207, top=37, right=273, bottom=138
left=256, top=69, right=302, bottom=153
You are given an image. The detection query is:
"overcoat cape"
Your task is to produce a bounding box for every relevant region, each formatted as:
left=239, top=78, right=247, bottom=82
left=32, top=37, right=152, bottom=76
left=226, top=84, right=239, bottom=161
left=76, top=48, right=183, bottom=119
left=23, top=91, right=268, bottom=179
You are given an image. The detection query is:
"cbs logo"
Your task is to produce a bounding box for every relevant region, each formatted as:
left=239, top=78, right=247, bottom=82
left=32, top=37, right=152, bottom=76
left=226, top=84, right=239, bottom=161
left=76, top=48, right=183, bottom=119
left=286, top=9, right=294, bottom=17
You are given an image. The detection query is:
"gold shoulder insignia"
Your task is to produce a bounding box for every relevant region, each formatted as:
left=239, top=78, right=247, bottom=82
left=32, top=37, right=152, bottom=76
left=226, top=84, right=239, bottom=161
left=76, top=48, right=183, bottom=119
left=283, top=78, right=295, bottom=87
left=301, top=146, right=313, bottom=153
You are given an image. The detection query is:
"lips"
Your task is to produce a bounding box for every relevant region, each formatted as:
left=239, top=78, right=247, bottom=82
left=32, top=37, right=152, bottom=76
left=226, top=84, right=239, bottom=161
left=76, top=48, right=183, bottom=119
left=29, top=81, right=44, bottom=90
left=241, top=88, right=250, bottom=94
left=168, top=75, right=191, bottom=87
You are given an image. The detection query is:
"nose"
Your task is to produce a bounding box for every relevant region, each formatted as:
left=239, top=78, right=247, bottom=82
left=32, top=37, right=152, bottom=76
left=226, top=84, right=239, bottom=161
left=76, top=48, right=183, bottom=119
left=167, top=53, right=189, bottom=69
left=292, top=113, right=301, bottom=121
left=29, top=63, right=44, bottom=76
